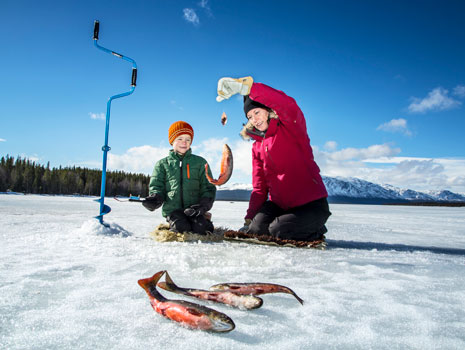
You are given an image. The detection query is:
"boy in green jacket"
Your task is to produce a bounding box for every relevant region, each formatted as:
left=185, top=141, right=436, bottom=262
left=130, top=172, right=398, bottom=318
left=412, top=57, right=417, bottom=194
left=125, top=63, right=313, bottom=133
left=142, top=121, right=216, bottom=234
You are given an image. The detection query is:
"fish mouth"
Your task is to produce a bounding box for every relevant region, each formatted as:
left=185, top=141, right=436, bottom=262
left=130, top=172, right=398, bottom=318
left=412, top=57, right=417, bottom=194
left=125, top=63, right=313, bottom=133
left=209, top=315, right=235, bottom=332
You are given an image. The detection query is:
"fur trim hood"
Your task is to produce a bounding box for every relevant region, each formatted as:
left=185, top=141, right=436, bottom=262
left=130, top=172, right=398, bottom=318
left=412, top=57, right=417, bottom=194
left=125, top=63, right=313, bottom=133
left=240, top=110, right=278, bottom=140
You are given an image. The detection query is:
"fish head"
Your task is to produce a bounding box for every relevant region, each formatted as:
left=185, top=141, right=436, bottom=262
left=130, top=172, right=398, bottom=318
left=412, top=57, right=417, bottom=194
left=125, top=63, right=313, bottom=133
left=240, top=295, right=264, bottom=310
left=208, top=311, right=235, bottom=333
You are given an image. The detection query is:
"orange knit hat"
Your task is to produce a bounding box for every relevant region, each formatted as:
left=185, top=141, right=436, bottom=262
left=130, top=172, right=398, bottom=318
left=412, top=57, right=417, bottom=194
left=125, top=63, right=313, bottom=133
left=168, top=121, right=194, bottom=145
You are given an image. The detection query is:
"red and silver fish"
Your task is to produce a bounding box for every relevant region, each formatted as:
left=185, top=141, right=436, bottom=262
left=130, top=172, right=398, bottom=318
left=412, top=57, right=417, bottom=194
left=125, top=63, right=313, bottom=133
left=138, top=271, right=235, bottom=332
left=157, top=271, right=263, bottom=310
left=205, top=144, right=233, bottom=186
left=209, top=282, right=304, bottom=305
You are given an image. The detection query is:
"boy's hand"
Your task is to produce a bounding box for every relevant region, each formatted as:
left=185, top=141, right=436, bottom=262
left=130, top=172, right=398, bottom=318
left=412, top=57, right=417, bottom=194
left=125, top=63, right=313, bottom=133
left=142, top=194, right=163, bottom=211
left=216, top=76, right=253, bottom=102
left=184, top=204, right=206, bottom=217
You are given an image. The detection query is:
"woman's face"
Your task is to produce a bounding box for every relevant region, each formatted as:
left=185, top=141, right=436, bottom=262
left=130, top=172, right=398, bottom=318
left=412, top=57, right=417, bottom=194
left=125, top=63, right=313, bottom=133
left=172, top=134, right=192, bottom=154
left=246, top=107, right=269, bottom=132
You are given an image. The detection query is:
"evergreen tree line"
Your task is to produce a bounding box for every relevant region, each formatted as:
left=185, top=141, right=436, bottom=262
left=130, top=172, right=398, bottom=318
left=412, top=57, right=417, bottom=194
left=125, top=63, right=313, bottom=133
left=0, top=155, right=150, bottom=197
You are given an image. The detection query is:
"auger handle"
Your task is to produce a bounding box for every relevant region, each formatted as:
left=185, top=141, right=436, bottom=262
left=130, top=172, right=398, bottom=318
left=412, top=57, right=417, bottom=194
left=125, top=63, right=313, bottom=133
left=93, top=20, right=99, bottom=40
left=131, top=68, right=137, bottom=87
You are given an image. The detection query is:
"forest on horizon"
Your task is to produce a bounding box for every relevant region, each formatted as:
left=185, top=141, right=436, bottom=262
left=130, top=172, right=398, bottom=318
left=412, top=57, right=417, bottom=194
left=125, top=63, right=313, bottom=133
left=0, top=155, right=149, bottom=197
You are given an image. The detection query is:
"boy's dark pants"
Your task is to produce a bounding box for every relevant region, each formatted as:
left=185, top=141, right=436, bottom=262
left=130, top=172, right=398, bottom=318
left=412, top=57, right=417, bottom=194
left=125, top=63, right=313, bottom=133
left=248, top=197, right=331, bottom=241
left=167, top=209, right=214, bottom=235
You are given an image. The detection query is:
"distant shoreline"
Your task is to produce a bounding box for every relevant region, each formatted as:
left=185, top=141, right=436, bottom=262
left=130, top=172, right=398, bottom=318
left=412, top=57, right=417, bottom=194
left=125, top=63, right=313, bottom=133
left=384, top=201, right=465, bottom=207
left=2, top=192, right=464, bottom=207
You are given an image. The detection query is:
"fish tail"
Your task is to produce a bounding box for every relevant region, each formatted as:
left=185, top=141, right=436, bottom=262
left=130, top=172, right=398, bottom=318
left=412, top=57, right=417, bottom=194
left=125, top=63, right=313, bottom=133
left=290, top=291, right=304, bottom=305
left=157, top=272, right=189, bottom=295
left=278, top=286, right=304, bottom=305
left=138, top=271, right=166, bottom=300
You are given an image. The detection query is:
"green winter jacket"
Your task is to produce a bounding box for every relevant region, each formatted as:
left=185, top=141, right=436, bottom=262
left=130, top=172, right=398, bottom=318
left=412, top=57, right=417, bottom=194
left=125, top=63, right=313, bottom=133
left=149, top=149, right=216, bottom=218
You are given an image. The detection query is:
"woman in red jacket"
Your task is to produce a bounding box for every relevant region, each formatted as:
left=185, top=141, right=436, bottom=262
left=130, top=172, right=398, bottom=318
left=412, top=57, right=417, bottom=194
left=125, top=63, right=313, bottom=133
left=217, top=76, right=331, bottom=242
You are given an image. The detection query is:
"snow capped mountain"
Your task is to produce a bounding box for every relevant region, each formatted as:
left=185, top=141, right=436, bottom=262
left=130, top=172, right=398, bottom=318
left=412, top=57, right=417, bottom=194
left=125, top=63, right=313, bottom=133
left=323, top=176, right=465, bottom=202
left=426, top=190, right=465, bottom=202
left=217, top=177, right=465, bottom=203
left=323, top=176, right=401, bottom=200
left=218, top=183, right=253, bottom=191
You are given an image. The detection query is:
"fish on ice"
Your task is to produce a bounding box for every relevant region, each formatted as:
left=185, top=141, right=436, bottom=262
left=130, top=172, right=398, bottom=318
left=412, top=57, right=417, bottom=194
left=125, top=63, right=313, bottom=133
left=138, top=271, right=235, bottom=332
left=209, top=282, right=304, bottom=305
left=157, top=271, right=263, bottom=310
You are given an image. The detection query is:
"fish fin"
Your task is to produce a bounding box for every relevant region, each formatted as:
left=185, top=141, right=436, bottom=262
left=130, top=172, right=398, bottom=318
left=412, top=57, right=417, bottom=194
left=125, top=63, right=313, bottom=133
left=157, top=272, right=191, bottom=297
left=156, top=282, right=171, bottom=291
left=138, top=271, right=166, bottom=294
left=161, top=271, right=182, bottom=291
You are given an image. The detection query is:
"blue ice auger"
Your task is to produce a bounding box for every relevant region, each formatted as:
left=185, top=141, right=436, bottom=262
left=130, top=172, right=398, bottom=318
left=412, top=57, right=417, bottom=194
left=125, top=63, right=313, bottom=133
left=93, top=20, right=137, bottom=225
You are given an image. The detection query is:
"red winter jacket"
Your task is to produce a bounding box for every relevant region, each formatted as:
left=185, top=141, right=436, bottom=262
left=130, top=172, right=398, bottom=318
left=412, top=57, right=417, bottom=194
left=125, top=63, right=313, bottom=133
left=244, top=83, right=328, bottom=220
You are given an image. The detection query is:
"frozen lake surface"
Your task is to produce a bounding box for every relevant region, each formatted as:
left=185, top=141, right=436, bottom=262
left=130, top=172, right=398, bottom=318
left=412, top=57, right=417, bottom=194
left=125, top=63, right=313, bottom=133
left=1, top=194, right=465, bottom=349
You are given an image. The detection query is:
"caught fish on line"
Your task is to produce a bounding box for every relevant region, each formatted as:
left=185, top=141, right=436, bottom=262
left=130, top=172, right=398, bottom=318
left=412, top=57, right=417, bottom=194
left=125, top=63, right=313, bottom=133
left=138, top=271, right=235, bottom=332
left=157, top=271, right=263, bottom=310
left=209, top=282, right=304, bottom=305
left=221, top=111, right=227, bottom=125
left=205, top=144, right=233, bottom=186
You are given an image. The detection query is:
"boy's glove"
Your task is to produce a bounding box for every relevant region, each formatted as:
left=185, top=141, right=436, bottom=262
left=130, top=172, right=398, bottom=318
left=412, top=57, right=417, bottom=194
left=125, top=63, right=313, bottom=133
left=184, top=197, right=214, bottom=217
left=238, top=218, right=252, bottom=232
left=142, top=193, right=163, bottom=212
left=216, top=76, right=254, bottom=102
left=184, top=204, right=207, bottom=217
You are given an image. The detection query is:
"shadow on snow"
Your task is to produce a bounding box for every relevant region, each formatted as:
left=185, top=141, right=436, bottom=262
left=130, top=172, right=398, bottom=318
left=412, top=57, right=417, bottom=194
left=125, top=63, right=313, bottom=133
left=327, top=239, right=465, bottom=256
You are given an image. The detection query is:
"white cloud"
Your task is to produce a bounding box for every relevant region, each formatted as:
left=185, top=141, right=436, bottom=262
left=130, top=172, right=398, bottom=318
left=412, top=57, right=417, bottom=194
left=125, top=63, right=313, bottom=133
left=183, top=8, right=200, bottom=25
left=377, top=118, right=412, bottom=136
left=89, top=112, right=105, bottom=120
left=326, top=143, right=400, bottom=162
left=105, top=138, right=253, bottom=184
left=198, top=0, right=209, bottom=8
left=198, top=0, right=213, bottom=16
left=324, top=141, right=338, bottom=151
left=105, top=139, right=465, bottom=194
left=108, top=145, right=171, bottom=175
left=408, top=87, right=461, bottom=113
left=0, top=138, right=6, bottom=142
left=316, top=143, right=465, bottom=194
left=359, top=158, right=465, bottom=194
left=453, top=85, right=465, bottom=98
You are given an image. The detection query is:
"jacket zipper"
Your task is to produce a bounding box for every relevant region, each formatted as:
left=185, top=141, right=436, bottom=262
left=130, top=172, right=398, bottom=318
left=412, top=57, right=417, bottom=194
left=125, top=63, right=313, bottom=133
left=179, top=160, right=184, bottom=208
left=264, top=145, right=277, bottom=168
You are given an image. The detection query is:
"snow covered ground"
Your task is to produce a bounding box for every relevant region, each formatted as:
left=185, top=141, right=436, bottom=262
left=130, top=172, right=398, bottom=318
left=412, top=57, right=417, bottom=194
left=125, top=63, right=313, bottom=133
left=1, top=194, right=464, bottom=350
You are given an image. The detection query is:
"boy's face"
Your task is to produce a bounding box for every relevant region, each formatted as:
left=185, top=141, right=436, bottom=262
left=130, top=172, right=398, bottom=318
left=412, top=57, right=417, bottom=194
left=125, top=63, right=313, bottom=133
left=172, top=134, right=192, bottom=154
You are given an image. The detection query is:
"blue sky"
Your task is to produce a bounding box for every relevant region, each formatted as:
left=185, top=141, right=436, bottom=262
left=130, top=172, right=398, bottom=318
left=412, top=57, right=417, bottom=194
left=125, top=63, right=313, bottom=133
left=1, top=0, right=465, bottom=194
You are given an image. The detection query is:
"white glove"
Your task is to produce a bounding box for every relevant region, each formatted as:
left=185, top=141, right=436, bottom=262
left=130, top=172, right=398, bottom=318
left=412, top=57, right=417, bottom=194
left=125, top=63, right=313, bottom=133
left=216, top=76, right=254, bottom=102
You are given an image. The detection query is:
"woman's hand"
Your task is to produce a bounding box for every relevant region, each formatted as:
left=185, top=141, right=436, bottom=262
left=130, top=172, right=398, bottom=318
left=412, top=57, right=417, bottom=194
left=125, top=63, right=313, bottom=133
left=238, top=218, right=252, bottom=232
left=216, top=76, right=253, bottom=102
